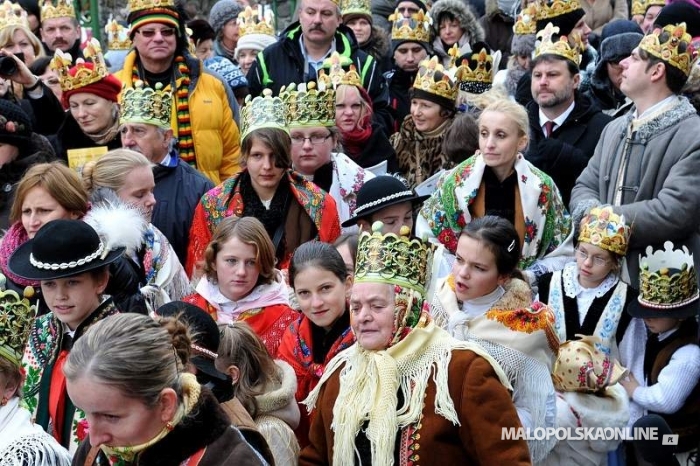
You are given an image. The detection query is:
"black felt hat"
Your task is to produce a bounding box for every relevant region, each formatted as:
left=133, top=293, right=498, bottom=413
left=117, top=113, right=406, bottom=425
left=8, top=219, right=124, bottom=281
left=342, top=176, right=429, bottom=227
left=156, top=301, right=229, bottom=381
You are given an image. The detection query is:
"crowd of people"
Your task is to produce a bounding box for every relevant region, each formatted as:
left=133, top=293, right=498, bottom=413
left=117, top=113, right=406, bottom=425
left=0, top=0, right=699, bottom=463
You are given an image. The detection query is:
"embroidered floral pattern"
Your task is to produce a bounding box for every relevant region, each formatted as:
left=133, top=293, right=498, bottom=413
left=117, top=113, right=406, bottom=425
left=486, top=302, right=555, bottom=334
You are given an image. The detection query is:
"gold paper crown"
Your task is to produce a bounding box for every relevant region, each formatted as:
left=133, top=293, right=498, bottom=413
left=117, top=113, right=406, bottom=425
left=412, top=56, right=459, bottom=102
left=280, top=81, right=336, bottom=128
left=536, top=0, right=582, bottom=20
left=642, top=0, right=666, bottom=12
left=638, top=241, right=699, bottom=310
left=340, top=0, right=371, bottom=17
left=513, top=4, right=538, bottom=35
left=237, top=6, right=275, bottom=38
left=535, top=23, right=582, bottom=66
left=0, top=282, right=37, bottom=368
left=105, top=17, right=132, bottom=50
left=578, top=206, right=630, bottom=257
left=240, top=88, right=288, bottom=139
left=639, top=23, right=697, bottom=77
left=631, top=0, right=646, bottom=15
left=50, top=38, right=108, bottom=91
left=453, top=48, right=495, bottom=85
left=552, top=335, right=628, bottom=393
left=120, top=80, right=172, bottom=129
left=0, top=1, right=29, bottom=29
left=128, top=0, right=176, bottom=16
left=355, top=222, right=434, bottom=295
left=317, top=51, right=354, bottom=89
left=339, top=64, right=362, bottom=87
left=388, top=8, right=432, bottom=43
left=40, top=0, right=75, bottom=21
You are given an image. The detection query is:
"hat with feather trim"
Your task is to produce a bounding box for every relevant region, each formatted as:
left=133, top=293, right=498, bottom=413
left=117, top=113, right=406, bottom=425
left=8, top=219, right=124, bottom=281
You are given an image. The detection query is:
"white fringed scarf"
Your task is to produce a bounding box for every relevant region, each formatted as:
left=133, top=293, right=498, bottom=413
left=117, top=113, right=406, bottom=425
left=304, top=317, right=510, bottom=466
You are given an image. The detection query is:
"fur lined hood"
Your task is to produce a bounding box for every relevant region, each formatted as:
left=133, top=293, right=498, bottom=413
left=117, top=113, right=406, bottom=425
left=363, top=25, right=390, bottom=61
left=430, top=0, right=485, bottom=42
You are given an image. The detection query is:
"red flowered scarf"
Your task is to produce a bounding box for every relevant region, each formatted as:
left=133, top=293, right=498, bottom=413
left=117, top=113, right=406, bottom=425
left=0, top=222, right=39, bottom=287
left=131, top=56, right=195, bottom=164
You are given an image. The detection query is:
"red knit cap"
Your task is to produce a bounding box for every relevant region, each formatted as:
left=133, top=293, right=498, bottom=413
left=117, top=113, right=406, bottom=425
left=61, top=62, right=123, bottom=107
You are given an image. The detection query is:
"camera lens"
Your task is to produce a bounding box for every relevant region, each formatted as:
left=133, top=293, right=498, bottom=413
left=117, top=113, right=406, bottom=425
left=0, top=56, right=17, bottom=75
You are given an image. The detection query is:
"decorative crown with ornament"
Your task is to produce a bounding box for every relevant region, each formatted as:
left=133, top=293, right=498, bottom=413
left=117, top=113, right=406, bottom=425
left=534, top=22, right=582, bottom=66
left=240, top=88, right=289, bottom=139
left=0, top=276, right=37, bottom=368
left=388, top=8, right=432, bottom=43
left=639, top=22, right=697, bottom=77
left=50, top=38, right=109, bottom=92
left=340, top=0, right=371, bottom=18
left=535, top=0, right=582, bottom=21
left=40, top=0, right=74, bottom=21
left=578, top=206, right=631, bottom=257
left=0, top=0, right=28, bottom=29
left=105, top=17, right=132, bottom=50
left=513, top=3, right=538, bottom=35
left=412, top=56, right=458, bottom=102
left=120, top=80, right=172, bottom=129
left=237, top=5, right=275, bottom=38
left=280, top=81, right=336, bottom=128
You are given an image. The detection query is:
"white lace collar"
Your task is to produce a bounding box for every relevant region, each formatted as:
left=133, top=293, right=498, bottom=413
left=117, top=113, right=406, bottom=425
left=562, top=261, right=618, bottom=299
left=460, top=285, right=506, bottom=319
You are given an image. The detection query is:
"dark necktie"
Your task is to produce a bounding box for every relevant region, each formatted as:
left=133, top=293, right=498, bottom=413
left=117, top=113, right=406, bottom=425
left=544, top=120, right=555, bottom=138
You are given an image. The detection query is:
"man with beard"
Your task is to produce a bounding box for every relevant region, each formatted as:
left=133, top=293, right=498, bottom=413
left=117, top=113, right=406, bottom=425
left=524, top=23, right=611, bottom=206
left=246, top=0, right=392, bottom=134
left=119, top=81, right=214, bottom=264
left=40, top=0, right=83, bottom=60
left=384, top=3, right=430, bottom=132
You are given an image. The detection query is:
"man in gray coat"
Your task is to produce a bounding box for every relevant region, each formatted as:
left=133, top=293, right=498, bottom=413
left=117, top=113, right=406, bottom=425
left=570, top=22, right=700, bottom=286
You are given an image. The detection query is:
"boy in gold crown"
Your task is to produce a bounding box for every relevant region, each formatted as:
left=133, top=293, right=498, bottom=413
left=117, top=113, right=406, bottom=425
left=572, top=22, right=700, bottom=288
left=619, top=241, right=700, bottom=463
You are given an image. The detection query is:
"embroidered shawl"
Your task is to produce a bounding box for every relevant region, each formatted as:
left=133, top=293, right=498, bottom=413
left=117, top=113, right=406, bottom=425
left=329, top=152, right=375, bottom=230
left=417, top=152, right=572, bottom=269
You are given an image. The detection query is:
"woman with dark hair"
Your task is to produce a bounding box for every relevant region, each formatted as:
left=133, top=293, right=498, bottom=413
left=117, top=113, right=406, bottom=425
left=186, top=88, right=342, bottom=275
left=429, top=0, right=485, bottom=68
left=0, top=100, right=55, bottom=228
left=391, top=56, right=457, bottom=187
left=333, top=233, right=358, bottom=277
left=278, top=241, right=355, bottom=446
left=27, top=56, right=62, bottom=104
left=187, top=18, right=216, bottom=61
left=341, top=0, right=391, bottom=72
left=430, top=215, right=559, bottom=462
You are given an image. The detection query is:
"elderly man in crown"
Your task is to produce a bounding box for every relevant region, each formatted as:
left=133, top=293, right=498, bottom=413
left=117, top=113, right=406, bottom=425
left=299, top=223, right=531, bottom=465
left=115, top=0, right=242, bottom=185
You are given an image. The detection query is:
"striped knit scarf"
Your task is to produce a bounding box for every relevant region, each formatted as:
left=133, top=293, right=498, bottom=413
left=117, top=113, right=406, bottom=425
left=131, top=56, right=195, bottom=164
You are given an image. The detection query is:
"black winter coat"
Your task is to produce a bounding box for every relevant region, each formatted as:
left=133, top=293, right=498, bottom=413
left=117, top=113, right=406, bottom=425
left=524, top=92, right=612, bottom=206
left=386, top=67, right=417, bottom=134
left=152, top=156, right=214, bottom=265
left=246, top=22, right=393, bottom=135
left=50, top=111, right=122, bottom=162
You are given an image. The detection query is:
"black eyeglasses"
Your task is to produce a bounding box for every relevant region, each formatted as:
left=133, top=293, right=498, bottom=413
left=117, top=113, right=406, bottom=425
left=397, top=6, right=420, bottom=14
left=290, top=133, right=332, bottom=145
left=135, top=27, right=177, bottom=38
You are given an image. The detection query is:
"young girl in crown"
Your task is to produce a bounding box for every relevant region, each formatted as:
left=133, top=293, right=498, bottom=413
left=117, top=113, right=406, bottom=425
left=619, top=242, right=700, bottom=464
left=537, top=205, right=636, bottom=465
left=430, top=215, right=558, bottom=463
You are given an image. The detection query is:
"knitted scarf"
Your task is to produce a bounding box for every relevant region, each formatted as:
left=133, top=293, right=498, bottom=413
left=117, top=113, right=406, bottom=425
left=131, top=56, right=195, bottom=164
left=0, top=222, right=38, bottom=288
left=341, top=121, right=373, bottom=159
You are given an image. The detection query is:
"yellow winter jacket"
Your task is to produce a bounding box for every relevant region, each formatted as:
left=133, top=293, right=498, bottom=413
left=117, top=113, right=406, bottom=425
left=117, top=51, right=241, bottom=184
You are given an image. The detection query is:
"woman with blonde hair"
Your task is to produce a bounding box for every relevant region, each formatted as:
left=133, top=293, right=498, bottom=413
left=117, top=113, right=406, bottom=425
left=0, top=24, right=43, bottom=67
left=417, top=98, right=573, bottom=287
left=65, top=313, right=267, bottom=465
left=184, top=216, right=296, bottom=356
left=82, top=148, right=191, bottom=310
left=217, top=321, right=300, bottom=465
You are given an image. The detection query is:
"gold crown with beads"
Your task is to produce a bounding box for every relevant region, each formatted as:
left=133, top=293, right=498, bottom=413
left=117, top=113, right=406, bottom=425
left=578, top=206, right=631, bottom=257
left=41, top=0, right=75, bottom=21
left=388, top=8, right=432, bottom=43
left=0, top=278, right=37, bottom=368
left=120, top=80, right=172, bottom=129
left=638, top=241, right=699, bottom=310
left=105, top=17, right=132, bottom=50
left=340, top=0, right=371, bottom=18
left=631, top=0, right=645, bottom=16
left=412, top=56, right=458, bottom=102
left=237, top=6, right=275, bottom=38
left=280, top=81, right=336, bottom=128
left=50, top=38, right=108, bottom=92
left=317, top=51, right=354, bottom=89
left=355, top=222, right=435, bottom=295
left=128, top=0, right=177, bottom=15
left=639, top=22, right=697, bottom=77
left=240, top=88, right=289, bottom=139
left=514, top=4, right=538, bottom=35
left=535, top=23, right=582, bottom=66
left=452, top=48, right=496, bottom=85
left=0, top=1, right=28, bottom=29
left=535, top=0, right=582, bottom=21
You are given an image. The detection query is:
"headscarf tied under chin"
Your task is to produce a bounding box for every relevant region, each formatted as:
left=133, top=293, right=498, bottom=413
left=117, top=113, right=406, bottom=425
left=387, top=283, right=427, bottom=347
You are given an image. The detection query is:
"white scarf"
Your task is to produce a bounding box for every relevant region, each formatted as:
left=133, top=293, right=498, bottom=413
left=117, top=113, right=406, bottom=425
left=0, top=398, right=72, bottom=466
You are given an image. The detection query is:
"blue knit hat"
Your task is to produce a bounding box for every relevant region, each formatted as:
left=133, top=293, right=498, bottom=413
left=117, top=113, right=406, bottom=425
left=204, top=56, right=248, bottom=91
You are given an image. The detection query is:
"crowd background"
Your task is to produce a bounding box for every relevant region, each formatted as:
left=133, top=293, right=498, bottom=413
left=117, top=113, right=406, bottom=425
left=0, top=0, right=699, bottom=463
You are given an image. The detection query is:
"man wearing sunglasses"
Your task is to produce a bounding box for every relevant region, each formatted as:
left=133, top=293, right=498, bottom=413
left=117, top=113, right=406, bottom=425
left=115, top=0, right=242, bottom=186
